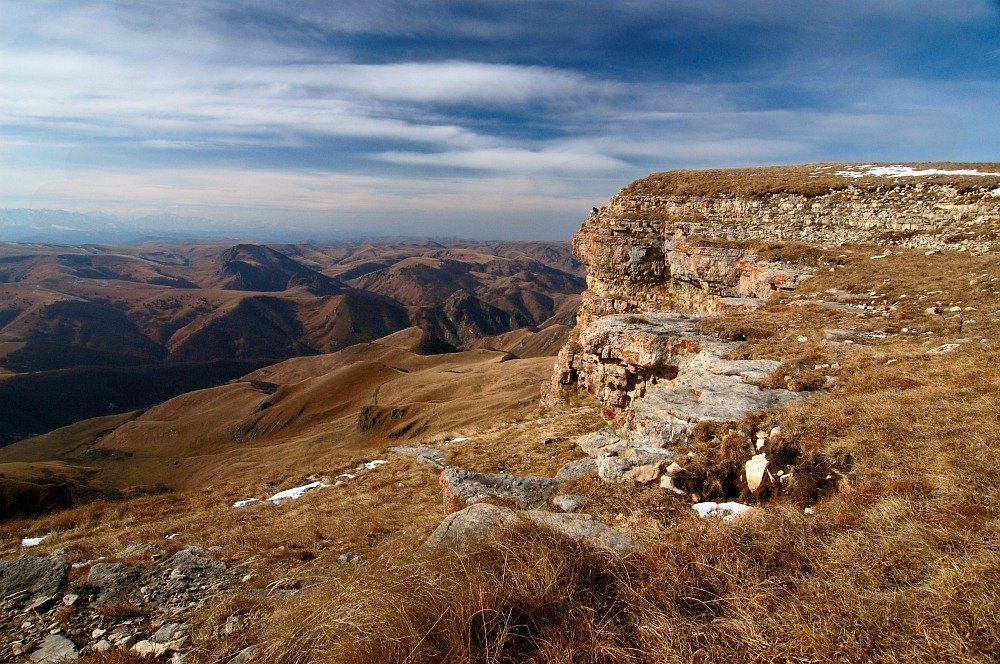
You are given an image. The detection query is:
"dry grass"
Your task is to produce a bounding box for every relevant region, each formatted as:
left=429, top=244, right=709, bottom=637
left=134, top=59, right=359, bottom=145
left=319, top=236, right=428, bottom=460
left=240, top=242, right=1000, bottom=663
left=4, top=240, right=998, bottom=663
left=249, top=345, right=999, bottom=664
left=623, top=163, right=1000, bottom=198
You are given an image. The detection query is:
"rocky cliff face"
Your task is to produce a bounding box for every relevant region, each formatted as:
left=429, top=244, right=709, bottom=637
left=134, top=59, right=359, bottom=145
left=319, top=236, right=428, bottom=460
left=549, top=164, right=1000, bottom=439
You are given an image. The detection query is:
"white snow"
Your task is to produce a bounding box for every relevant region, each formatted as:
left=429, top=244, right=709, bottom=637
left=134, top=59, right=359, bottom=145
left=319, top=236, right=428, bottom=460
left=835, top=165, right=1000, bottom=179
left=233, top=460, right=390, bottom=507
left=266, top=481, right=329, bottom=504
left=21, top=535, right=47, bottom=547
left=692, top=501, right=754, bottom=523
left=991, top=187, right=1000, bottom=197
left=446, top=436, right=469, bottom=443
left=71, top=556, right=105, bottom=569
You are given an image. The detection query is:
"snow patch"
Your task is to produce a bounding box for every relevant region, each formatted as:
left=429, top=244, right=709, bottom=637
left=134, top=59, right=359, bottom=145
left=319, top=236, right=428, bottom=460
left=266, top=481, right=329, bottom=504
left=835, top=165, right=1000, bottom=179
left=446, top=436, right=469, bottom=443
left=692, top=501, right=754, bottom=523
left=21, top=535, right=46, bottom=547
left=991, top=187, right=1000, bottom=197
left=233, top=460, right=390, bottom=507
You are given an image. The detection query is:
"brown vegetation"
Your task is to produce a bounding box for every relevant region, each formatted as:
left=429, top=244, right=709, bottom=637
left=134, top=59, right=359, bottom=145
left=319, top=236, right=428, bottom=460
left=623, top=163, right=1000, bottom=197
left=3, top=238, right=998, bottom=663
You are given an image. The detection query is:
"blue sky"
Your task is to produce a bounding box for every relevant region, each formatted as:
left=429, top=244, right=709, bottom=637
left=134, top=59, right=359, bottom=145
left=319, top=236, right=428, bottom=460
left=1, top=0, right=998, bottom=240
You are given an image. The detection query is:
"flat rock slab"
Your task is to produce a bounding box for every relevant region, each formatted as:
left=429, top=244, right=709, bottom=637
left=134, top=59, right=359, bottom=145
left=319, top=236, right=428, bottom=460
left=87, top=548, right=232, bottom=606
left=440, top=468, right=559, bottom=511
left=576, top=430, right=628, bottom=457
left=29, top=634, right=78, bottom=663
left=627, top=352, right=799, bottom=446
left=0, top=555, right=69, bottom=602
left=595, top=447, right=676, bottom=483
left=388, top=445, right=446, bottom=468
left=423, top=503, right=639, bottom=553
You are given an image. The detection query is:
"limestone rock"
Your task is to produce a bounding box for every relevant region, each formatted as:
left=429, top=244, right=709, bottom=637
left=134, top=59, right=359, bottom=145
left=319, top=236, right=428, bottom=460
left=422, top=503, right=639, bottom=553
left=576, top=430, right=628, bottom=457
left=745, top=453, right=770, bottom=493
left=152, top=622, right=188, bottom=643
left=0, top=555, right=69, bottom=602
left=555, top=458, right=598, bottom=481
left=439, top=468, right=559, bottom=511
left=692, top=501, right=754, bottom=523
left=595, top=447, right=675, bottom=483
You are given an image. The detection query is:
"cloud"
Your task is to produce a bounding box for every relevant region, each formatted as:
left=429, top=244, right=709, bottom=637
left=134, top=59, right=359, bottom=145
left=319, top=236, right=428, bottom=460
left=376, top=147, right=629, bottom=173
left=0, top=0, right=997, bottom=238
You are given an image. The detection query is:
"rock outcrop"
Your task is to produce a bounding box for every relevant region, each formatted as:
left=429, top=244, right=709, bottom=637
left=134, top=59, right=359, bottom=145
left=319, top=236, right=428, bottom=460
left=439, top=468, right=560, bottom=512
left=0, top=555, right=68, bottom=603
left=564, top=164, right=998, bottom=329
left=422, top=503, right=640, bottom=553
left=553, top=313, right=799, bottom=447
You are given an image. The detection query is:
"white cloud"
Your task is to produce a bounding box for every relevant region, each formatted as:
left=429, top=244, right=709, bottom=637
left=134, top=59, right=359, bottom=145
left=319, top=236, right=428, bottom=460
left=376, top=147, right=628, bottom=173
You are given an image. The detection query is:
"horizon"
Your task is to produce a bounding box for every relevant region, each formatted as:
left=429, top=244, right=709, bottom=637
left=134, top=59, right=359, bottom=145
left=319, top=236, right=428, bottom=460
left=2, top=1, right=999, bottom=241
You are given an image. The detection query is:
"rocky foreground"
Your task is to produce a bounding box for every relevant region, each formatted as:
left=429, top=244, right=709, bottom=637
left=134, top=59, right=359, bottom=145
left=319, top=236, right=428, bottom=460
left=2, top=164, right=998, bottom=663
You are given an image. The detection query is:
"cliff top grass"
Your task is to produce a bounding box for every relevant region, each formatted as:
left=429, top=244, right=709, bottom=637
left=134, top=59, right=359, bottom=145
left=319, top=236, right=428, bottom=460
left=624, top=162, right=1000, bottom=198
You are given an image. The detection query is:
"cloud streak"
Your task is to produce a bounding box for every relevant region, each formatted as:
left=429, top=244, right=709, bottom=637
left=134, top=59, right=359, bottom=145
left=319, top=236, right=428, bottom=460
left=0, top=0, right=997, bottom=239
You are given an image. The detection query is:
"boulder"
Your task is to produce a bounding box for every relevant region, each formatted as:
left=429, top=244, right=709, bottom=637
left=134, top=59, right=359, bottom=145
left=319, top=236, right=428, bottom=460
left=576, top=430, right=628, bottom=457
left=29, top=635, right=78, bottom=663
left=595, top=448, right=675, bottom=483
left=439, top=468, right=559, bottom=511
left=0, top=555, right=69, bottom=602
left=422, top=503, right=640, bottom=553
left=621, top=462, right=664, bottom=484
left=152, top=622, right=188, bottom=643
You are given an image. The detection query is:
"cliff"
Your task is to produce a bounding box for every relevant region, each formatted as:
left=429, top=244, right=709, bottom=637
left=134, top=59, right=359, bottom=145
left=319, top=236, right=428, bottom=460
left=550, top=163, right=1000, bottom=439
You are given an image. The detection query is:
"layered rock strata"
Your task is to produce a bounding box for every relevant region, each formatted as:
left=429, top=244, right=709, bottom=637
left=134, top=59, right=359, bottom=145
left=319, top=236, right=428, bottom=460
left=550, top=166, right=1000, bottom=428
left=553, top=313, right=797, bottom=444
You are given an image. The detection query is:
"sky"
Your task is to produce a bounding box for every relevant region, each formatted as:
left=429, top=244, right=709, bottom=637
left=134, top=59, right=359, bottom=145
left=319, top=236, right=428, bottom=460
left=1, top=0, right=998, bottom=240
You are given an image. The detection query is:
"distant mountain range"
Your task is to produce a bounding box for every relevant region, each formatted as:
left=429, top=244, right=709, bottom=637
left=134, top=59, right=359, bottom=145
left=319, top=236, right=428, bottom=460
left=0, top=239, right=582, bottom=444
left=0, top=209, right=493, bottom=245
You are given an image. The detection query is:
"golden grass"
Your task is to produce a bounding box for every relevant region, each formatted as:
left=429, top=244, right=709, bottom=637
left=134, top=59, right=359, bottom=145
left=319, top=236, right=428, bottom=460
left=623, top=163, right=1000, bottom=198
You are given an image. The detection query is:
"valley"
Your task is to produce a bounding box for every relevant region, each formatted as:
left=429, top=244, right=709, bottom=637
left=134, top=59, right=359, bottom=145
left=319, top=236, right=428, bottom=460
left=0, top=240, right=582, bottom=444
